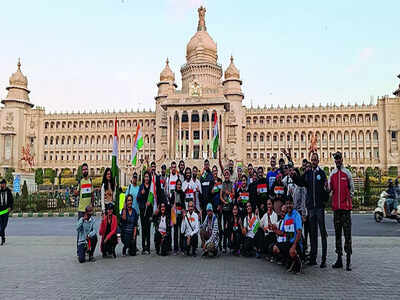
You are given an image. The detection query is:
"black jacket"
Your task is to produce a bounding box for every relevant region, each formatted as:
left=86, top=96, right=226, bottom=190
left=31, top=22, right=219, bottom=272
left=200, top=169, right=213, bottom=206
left=293, top=166, right=328, bottom=209
left=153, top=212, right=172, bottom=236
left=0, top=187, right=13, bottom=211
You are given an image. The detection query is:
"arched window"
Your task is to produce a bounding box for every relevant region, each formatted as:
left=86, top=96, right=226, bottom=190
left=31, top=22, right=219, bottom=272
left=246, top=133, right=251, bottom=143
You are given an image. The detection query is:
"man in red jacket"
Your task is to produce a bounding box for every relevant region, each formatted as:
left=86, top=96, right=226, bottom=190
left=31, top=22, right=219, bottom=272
left=328, top=152, right=354, bottom=271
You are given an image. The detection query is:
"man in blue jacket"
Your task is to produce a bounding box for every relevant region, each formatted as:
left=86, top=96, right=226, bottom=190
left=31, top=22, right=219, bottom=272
left=292, top=152, right=328, bottom=268
left=76, top=206, right=97, bottom=263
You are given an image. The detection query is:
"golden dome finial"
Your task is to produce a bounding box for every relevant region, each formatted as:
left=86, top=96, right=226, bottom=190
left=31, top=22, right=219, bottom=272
left=197, top=6, right=207, bottom=31
left=17, top=57, right=21, bottom=70
left=166, top=57, right=169, bottom=65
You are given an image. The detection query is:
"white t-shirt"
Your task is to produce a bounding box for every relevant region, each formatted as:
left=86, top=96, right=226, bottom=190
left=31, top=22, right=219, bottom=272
left=182, top=179, right=197, bottom=209
left=260, top=211, right=278, bottom=235
left=158, top=215, right=167, bottom=235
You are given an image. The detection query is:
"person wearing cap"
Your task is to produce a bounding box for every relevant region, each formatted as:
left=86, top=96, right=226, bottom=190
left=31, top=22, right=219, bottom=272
left=99, top=203, right=118, bottom=258
left=328, top=151, right=354, bottom=271
left=0, top=179, right=13, bottom=246
left=76, top=205, right=97, bottom=263
left=125, top=172, right=140, bottom=215
left=200, top=203, right=219, bottom=257
left=292, top=152, right=328, bottom=268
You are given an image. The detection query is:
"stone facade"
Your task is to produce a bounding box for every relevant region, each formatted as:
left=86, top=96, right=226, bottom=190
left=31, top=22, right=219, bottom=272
left=1, top=7, right=400, bottom=185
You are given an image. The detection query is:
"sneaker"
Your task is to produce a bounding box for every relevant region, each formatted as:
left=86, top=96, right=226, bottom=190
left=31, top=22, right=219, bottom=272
left=141, top=250, right=146, bottom=255
left=287, top=260, right=295, bottom=272
left=270, top=257, right=275, bottom=263
left=173, top=251, right=178, bottom=256
left=307, top=260, right=317, bottom=266
left=222, top=248, right=227, bottom=254
left=320, top=260, right=327, bottom=269
left=89, top=256, right=96, bottom=262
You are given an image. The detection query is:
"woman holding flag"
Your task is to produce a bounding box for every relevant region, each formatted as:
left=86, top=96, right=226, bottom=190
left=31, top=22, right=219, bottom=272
left=137, top=171, right=152, bottom=255
left=242, top=202, right=261, bottom=257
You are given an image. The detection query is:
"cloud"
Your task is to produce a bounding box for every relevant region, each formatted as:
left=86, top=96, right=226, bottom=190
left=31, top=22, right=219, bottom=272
left=165, top=0, right=206, bottom=19
left=346, top=47, right=374, bottom=73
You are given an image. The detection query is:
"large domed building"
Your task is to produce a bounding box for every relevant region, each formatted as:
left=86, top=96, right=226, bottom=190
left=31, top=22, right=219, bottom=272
left=1, top=6, right=400, bottom=186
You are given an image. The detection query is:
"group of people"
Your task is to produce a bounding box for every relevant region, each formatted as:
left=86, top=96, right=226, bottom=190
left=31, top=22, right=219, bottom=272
left=76, top=149, right=354, bottom=273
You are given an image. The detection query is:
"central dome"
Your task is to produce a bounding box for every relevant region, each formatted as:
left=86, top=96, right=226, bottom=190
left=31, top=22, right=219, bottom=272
left=185, top=6, right=217, bottom=64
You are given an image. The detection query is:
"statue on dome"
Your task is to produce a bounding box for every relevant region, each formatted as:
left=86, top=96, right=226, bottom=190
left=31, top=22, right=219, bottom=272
left=308, top=133, right=318, bottom=158
left=190, top=81, right=201, bottom=97
left=21, top=144, right=34, bottom=170
left=197, top=6, right=207, bottom=31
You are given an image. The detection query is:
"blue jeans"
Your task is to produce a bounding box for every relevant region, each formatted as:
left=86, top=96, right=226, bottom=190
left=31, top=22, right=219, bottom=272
left=77, top=235, right=97, bottom=263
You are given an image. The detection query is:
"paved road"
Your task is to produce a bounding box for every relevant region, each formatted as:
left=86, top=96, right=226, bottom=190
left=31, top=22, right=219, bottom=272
left=7, top=214, right=400, bottom=237
left=2, top=215, right=399, bottom=299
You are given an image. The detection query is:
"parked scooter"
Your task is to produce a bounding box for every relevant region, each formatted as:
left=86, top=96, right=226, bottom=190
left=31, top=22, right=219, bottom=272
left=374, top=191, right=400, bottom=223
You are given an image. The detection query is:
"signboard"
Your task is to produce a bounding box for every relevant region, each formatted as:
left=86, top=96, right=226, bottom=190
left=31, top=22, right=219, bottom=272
left=13, top=174, right=21, bottom=193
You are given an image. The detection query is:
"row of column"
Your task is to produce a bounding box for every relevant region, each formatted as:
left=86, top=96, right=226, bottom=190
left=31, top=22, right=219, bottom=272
left=167, top=110, right=224, bottom=160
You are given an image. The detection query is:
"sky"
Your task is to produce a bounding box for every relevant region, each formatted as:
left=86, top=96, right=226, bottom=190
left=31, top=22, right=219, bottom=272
left=0, top=0, right=399, bottom=112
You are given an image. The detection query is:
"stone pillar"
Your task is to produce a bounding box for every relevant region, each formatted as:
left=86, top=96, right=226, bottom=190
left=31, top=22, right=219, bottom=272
left=200, top=113, right=203, bottom=158
left=209, top=112, right=212, bottom=158
left=179, top=112, right=182, bottom=159
left=189, top=110, right=192, bottom=159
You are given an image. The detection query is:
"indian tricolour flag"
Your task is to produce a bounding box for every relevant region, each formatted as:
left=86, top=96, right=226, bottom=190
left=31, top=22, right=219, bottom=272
left=257, top=183, right=268, bottom=194
left=81, top=183, right=92, bottom=199
left=212, top=111, right=219, bottom=153
left=250, top=216, right=260, bottom=235
left=131, top=124, right=143, bottom=166
left=147, top=175, right=158, bottom=212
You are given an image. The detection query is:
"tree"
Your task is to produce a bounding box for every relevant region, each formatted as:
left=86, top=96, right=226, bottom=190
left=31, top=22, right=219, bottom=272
left=22, top=180, right=28, bottom=200
left=5, top=168, right=15, bottom=184
left=75, top=165, right=83, bottom=182
left=35, top=168, right=44, bottom=186
left=44, top=168, right=56, bottom=185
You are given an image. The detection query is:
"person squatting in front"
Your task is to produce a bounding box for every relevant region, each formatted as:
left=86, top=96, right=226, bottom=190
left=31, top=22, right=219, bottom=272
left=99, top=203, right=118, bottom=258
left=200, top=203, right=219, bottom=257
left=272, top=197, right=303, bottom=274
left=181, top=200, right=200, bottom=257
left=154, top=202, right=172, bottom=256
left=76, top=205, right=97, bottom=263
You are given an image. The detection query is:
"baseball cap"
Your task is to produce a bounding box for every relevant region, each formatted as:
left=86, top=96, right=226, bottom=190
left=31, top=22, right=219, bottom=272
left=333, top=151, right=342, bottom=160
left=206, top=203, right=213, bottom=211
left=161, top=164, right=166, bottom=170
left=132, top=172, right=138, bottom=178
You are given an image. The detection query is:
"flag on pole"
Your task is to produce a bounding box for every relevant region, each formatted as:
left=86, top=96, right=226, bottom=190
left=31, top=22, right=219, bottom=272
left=131, top=124, right=143, bottom=166
left=212, top=111, right=219, bottom=153
left=111, top=118, right=120, bottom=217
left=147, top=175, right=158, bottom=212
